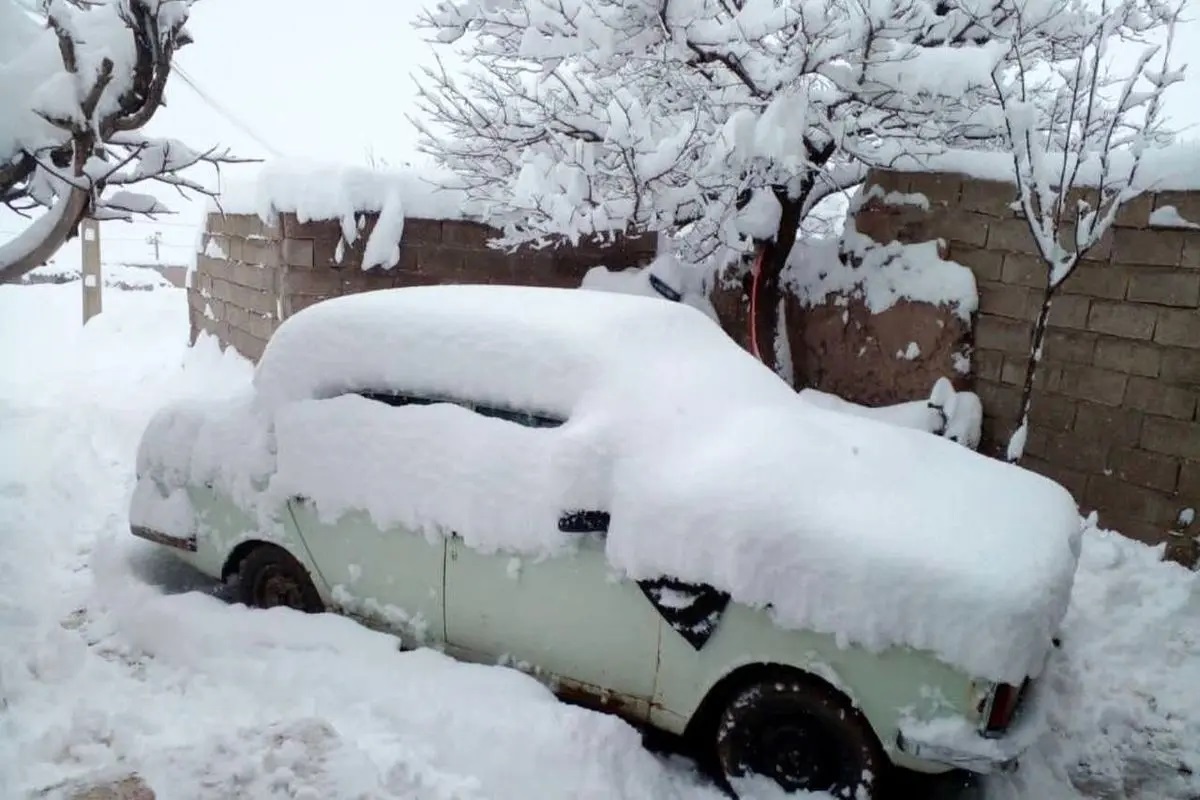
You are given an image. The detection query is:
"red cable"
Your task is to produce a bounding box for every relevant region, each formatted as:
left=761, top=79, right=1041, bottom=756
left=748, top=246, right=766, bottom=361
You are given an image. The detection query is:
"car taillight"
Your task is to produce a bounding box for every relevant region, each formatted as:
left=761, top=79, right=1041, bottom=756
left=983, top=681, right=1025, bottom=736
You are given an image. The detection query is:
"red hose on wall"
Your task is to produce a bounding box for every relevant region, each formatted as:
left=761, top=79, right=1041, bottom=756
left=748, top=246, right=766, bottom=362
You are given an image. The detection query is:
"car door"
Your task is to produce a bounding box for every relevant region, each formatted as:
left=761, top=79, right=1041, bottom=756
left=285, top=391, right=446, bottom=648
left=442, top=405, right=663, bottom=719
left=288, top=500, right=445, bottom=647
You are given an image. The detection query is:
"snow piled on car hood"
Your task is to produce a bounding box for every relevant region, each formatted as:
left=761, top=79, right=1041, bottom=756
left=138, top=285, right=1083, bottom=684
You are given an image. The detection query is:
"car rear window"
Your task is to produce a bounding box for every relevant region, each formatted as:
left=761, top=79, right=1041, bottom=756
left=354, top=391, right=564, bottom=429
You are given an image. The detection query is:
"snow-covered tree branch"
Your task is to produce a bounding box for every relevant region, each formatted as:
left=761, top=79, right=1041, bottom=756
left=413, top=0, right=1093, bottom=375
left=989, top=0, right=1186, bottom=462
left=0, top=0, right=250, bottom=284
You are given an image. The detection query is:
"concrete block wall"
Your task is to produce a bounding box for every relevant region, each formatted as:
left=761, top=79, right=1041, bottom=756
left=190, top=214, right=284, bottom=361
left=862, top=169, right=1199, bottom=549
left=189, top=211, right=657, bottom=362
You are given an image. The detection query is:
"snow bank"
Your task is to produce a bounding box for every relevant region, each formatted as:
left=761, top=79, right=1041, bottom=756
left=209, top=159, right=473, bottom=269
left=983, top=520, right=1200, bottom=800
left=139, top=285, right=1082, bottom=684
left=785, top=227, right=978, bottom=320
left=874, top=141, right=1200, bottom=191
left=22, top=262, right=173, bottom=290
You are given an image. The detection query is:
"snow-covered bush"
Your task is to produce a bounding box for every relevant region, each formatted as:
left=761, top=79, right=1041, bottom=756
left=0, top=0, right=243, bottom=284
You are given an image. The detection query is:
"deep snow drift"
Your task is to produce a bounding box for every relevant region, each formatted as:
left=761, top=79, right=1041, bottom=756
left=1, top=281, right=1197, bottom=799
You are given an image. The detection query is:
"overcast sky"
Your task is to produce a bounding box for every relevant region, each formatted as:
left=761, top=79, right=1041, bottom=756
left=6, top=0, right=1199, bottom=272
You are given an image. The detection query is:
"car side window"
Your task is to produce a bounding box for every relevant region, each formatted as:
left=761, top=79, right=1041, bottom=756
left=356, top=391, right=437, bottom=408
left=354, top=391, right=563, bottom=429
left=472, top=404, right=564, bottom=429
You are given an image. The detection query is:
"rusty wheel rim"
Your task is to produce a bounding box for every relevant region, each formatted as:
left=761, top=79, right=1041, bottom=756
left=254, top=566, right=303, bottom=609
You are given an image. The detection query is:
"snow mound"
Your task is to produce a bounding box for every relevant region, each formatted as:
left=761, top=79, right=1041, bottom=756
left=580, top=254, right=719, bottom=321
left=139, top=284, right=1082, bottom=684
left=984, top=520, right=1200, bottom=800
left=210, top=159, right=473, bottom=269
left=1149, top=205, right=1200, bottom=229
left=798, top=378, right=982, bottom=450
left=785, top=227, right=978, bottom=320
left=22, top=262, right=174, bottom=290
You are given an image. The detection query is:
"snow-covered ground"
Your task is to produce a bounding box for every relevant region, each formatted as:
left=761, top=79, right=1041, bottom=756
left=1, top=282, right=1198, bottom=799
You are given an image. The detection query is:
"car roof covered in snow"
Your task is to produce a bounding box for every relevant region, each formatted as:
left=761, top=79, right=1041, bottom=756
left=253, top=283, right=786, bottom=416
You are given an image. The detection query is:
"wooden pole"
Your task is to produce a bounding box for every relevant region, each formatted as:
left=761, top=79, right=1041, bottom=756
left=81, top=218, right=102, bottom=324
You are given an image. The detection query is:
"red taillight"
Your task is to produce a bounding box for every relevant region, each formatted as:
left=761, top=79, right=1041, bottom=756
left=984, top=682, right=1024, bottom=736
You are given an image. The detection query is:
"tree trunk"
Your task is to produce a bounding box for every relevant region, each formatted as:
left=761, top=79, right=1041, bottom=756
left=750, top=190, right=804, bottom=380
left=1008, top=287, right=1056, bottom=462
left=0, top=142, right=92, bottom=285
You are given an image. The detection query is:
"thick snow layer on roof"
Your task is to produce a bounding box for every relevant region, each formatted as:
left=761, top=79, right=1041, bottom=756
left=873, top=141, right=1200, bottom=191
left=138, top=285, right=1082, bottom=684
left=786, top=229, right=978, bottom=320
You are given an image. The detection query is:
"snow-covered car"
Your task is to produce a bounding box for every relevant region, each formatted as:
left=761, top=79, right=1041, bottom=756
left=131, top=284, right=1083, bottom=798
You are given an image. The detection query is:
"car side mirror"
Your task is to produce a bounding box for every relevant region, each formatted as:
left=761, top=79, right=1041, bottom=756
left=558, top=510, right=610, bottom=534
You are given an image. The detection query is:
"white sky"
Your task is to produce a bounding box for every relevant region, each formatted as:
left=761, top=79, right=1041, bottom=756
left=3, top=0, right=1199, bottom=272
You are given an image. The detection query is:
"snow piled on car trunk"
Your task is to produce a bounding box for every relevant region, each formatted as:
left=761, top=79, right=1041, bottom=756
left=137, top=284, right=1081, bottom=685
left=0, top=282, right=1197, bottom=799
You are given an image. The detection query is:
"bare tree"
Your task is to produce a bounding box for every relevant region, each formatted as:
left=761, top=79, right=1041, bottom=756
left=413, top=0, right=1042, bottom=375
left=986, top=0, right=1186, bottom=461
left=0, top=0, right=247, bottom=284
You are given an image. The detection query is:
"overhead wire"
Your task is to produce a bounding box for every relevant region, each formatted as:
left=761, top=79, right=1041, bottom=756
left=172, top=62, right=286, bottom=160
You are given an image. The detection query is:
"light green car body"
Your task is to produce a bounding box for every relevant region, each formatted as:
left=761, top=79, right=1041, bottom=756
left=140, top=482, right=1047, bottom=778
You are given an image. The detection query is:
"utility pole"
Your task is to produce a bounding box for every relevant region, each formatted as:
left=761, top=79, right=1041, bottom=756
left=81, top=218, right=102, bottom=324
left=146, top=230, right=163, bottom=262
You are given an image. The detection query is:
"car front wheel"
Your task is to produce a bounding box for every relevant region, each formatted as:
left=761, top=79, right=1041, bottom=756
left=236, top=544, right=324, bottom=613
left=715, top=677, right=887, bottom=799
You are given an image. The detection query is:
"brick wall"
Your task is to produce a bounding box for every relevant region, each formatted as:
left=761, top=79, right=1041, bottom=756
left=190, top=213, right=284, bottom=361
left=189, top=211, right=657, bottom=362
left=861, top=169, right=1199, bottom=551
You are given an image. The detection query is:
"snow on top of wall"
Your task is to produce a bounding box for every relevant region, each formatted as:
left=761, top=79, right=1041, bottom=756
left=136, top=283, right=1082, bottom=684
left=208, top=160, right=474, bottom=269
left=785, top=228, right=978, bottom=320
left=873, top=141, right=1200, bottom=191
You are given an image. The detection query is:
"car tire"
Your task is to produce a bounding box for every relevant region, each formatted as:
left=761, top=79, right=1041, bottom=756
left=715, top=676, right=888, bottom=799
left=236, top=544, right=324, bottom=613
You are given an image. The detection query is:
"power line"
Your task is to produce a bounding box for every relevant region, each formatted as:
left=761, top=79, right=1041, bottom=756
left=0, top=229, right=195, bottom=242
left=173, top=62, right=286, bottom=159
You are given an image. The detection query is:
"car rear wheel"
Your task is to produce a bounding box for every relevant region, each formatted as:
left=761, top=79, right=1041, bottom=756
left=236, top=544, right=324, bottom=613
left=715, top=677, right=887, bottom=799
